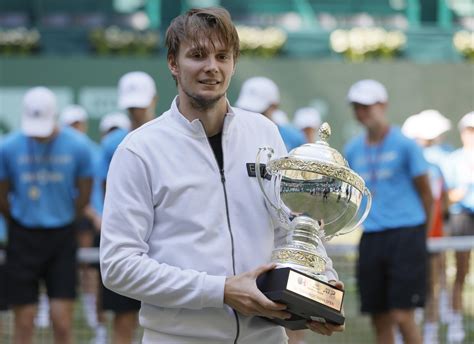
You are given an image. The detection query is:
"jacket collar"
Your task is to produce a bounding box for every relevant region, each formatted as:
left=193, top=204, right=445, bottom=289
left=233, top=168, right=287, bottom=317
left=169, top=96, right=236, bottom=138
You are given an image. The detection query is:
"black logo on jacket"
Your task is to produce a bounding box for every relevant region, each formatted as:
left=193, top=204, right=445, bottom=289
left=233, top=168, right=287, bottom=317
left=246, top=163, right=271, bottom=180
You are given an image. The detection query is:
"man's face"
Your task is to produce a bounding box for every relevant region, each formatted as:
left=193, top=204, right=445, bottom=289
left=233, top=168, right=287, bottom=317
left=461, top=127, right=474, bottom=149
left=168, top=38, right=235, bottom=109
left=352, top=102, right=385, bottom=129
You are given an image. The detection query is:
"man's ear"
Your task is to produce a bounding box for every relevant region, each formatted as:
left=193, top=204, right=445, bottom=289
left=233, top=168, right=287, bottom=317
left=168, top=56, right=178, bottom=76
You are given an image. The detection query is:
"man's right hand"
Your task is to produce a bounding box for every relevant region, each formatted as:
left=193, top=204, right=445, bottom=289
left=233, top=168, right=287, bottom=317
left=223, top=263, right=291, bottom=320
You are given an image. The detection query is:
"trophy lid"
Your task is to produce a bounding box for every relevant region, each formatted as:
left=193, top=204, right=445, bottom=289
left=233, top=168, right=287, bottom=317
left=267, top=122, right=365, bottom=192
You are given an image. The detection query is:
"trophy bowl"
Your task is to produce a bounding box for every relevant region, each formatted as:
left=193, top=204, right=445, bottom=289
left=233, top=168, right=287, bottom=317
left=255, top=123, right=371, bottom=329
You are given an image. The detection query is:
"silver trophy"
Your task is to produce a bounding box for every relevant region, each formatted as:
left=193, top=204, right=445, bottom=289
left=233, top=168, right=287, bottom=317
left=255, top=122, right=371, bottom=329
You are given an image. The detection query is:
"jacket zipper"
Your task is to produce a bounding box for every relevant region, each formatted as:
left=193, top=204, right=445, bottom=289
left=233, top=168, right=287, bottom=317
left=219, top=168, right=240, bottom=344
left=206, top=131, right=240, bottom=344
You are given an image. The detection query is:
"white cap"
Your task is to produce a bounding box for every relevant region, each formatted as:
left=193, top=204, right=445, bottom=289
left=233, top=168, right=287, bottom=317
left=60, top=105, right=88, bottom=125
left=347, top=79, right=388, bottom=105
left=293, top=107, right=322, bottom=130
left=99, top=112, right=131, bottom=134
left=458, top=111, right=474, bottom=131
left=402, top=109, right=451, bottom=140
left=21, top=87, right=57, bottom=138
left=235, top=77, right=280, bottom=113
left=271, top=109, right=289, bottom=125
left=118, top=71, right=156, bottom=110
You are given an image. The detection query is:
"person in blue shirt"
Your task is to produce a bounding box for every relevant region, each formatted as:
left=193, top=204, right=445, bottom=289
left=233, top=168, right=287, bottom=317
left=97, top=71, right=157, bottom=344
left=402, top=110, right=452, bottom=344
left=344, top=80, right=433, bottom=344
left=235, top=76, right=306, bottom=151
left=59, top=104, right=104, bottom=331
left=442, top=111, right=474, bottom=344
left=0, top=87, right=93, bottom=344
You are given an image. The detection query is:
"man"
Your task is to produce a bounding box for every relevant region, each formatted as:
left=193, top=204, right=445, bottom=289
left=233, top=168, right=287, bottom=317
left=0, top=87, right=93, bottom=344
left=235, top=76, right=306, bottom=151
left=293, top=107, right=322, bottom=143
left=402, top=110, right=451, bottom=344
left=97, top=71, right=157, bottom=344
left=60, top=104, right=103, bottom=330
left=442, top=111, right=474, bottom=344
left=344, top=79, right=433, bottom=344
left=100, top=7, right=343, bottom=344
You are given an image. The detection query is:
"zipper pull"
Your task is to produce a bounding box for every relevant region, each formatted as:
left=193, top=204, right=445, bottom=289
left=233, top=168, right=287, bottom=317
left=220, top=169, right=225, bottom=183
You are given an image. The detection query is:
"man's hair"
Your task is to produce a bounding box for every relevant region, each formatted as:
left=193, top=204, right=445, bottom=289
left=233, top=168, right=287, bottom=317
left=165, top=7, right=240, bottom=62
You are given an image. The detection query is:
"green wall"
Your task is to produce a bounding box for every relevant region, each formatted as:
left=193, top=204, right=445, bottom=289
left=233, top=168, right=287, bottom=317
left=0, top=57, right=473, bottom=150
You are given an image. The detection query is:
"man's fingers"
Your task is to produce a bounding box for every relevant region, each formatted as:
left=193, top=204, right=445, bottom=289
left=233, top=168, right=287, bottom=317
left=252, top=263, right=277, bottom=277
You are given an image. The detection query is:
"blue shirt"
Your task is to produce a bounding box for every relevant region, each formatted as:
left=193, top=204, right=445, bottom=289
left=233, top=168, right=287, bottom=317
left=344, top=126, right=429, bottom=232
left=278, top=124, right=306, bottom=151
left=0, top=216, right=6, bottom=244
left=98, top=128, right=128, bottom=181
left=443, top=148, right=474, bottom=214
left=0, top=128, right=94, bottom=228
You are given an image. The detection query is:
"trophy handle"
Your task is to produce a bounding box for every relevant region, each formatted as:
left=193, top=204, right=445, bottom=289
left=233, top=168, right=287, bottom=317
left=256, top=147, right=281, bottom=212
left=350, top=186, right=372, bottom=232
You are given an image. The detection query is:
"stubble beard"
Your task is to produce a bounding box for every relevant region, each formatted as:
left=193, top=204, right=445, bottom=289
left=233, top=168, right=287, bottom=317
left=182, top=86, right=226, bottom=111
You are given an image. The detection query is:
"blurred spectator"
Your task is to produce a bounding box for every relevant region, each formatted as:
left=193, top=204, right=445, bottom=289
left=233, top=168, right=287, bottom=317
left=0, top=87, right=93, bottom=344
left=271, top=109, right=290, bottom=125
left=60, top=104, right=103, bottom=332
left=97, top=71, right=157, bottom=344
left=235, top=76, right=306, bottom=151
left=99, top=112, right=131, bottom=136
left=402, top=110, right=451, bottom=344
left=442, top=111, right=474, bottom=344
left=344, top=79, right=432, bottom=344
left=293, top=107, right=322, bottom=143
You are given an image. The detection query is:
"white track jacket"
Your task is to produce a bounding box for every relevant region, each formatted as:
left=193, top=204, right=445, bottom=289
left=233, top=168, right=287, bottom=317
left=100, top=98, right=338, bottom=343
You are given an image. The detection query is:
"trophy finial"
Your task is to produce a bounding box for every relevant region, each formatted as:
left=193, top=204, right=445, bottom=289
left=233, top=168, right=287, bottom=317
left=319, top=122, right=331, bottom=142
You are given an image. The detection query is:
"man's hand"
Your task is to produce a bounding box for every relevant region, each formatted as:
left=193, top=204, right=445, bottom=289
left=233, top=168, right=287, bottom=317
left=224, top=264, right=291, bottom=320
left=307, top=280, right=345, bottom=336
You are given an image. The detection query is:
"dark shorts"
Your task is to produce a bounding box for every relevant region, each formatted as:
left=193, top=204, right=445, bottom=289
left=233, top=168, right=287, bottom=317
left=357, top=224, right=428, bottom=314
left=101, top=284, right=141, bottom=313
left=6, top=219, right=77, bottom=306
left=449, top=212, right=474, bottom=236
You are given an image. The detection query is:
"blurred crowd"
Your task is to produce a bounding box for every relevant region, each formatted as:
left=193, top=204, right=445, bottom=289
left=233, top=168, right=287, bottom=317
left=0, top=70, right=472, bottom=344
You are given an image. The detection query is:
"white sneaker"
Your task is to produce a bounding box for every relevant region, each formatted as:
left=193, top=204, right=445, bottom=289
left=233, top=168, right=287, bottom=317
left=34, top=293, right=50, bottom=328
left=447, top=315, right=465, bottom=344
left=92, top=325, right=108, bottom=344
left=423, top=322, right=439, bottom=344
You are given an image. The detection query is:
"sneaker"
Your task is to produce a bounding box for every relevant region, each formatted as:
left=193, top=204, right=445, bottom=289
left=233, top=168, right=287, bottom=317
left=34, top=293, right=50, bottom=328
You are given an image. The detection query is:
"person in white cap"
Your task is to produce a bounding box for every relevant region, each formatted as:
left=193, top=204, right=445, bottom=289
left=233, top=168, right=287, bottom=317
left=96, top=71, right=158, bottom=344
left=402, top=110, right=452, bottom=344
left=99, top=112, right=131, bottom=136
left=0, top=87, right=93, bottom=343
left=60, top=104, right=110, bottom=334
left=235, top=76, right=306, bottom=151
left=442, top=111, right=474, bottom=344
left=100, top=7, right=343, bottom=344
left=344, top=79, right=433, bottom=344
left=293, top=107, right=322, bottom=143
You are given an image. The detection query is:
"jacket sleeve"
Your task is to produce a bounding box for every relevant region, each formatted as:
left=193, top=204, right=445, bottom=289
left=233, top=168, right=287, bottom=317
left=100, top=145, right=226, bottom=310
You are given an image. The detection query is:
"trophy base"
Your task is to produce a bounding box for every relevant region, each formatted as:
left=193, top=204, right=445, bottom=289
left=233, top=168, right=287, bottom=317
left=256, top=267, right=345, bottom=330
